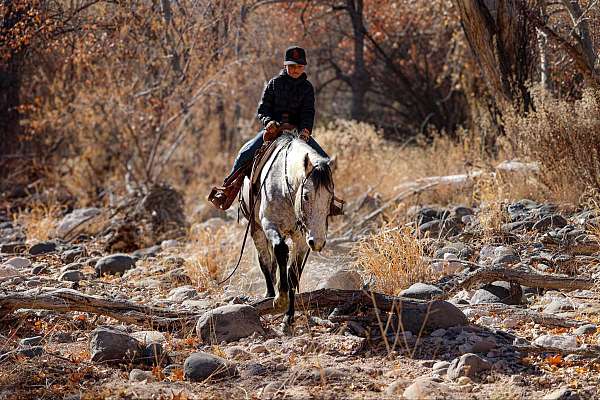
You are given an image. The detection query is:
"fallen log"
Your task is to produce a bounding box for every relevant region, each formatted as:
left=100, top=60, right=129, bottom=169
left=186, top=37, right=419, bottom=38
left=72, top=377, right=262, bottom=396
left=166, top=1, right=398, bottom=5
left=442, top=267, right=594, bottom=297
left=253, top=288, right=469, bottom=333
left=1, top=288, right=469, bottom=334
left=0, top=288, right=199, bottom=330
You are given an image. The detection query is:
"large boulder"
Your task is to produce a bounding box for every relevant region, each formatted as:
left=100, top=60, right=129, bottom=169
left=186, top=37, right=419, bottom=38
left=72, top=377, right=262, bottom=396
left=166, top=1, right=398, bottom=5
left=95, top=254, right=135, bottom=277
left=196, top=304, right=265, bottom=344
left=183, top=352, right=237, bottom=381
left=56, top=208, right=102, bottom=239
left=89, top=326, right=142, bottom=364
left=318, top=269, right=363, bottom=290
left=401, top=301, right=469, bottom=332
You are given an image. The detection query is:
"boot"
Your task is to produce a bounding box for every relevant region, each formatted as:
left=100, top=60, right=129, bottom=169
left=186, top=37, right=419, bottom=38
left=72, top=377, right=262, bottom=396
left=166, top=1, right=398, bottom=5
left=208, top=173, right=245, bottom=211
left=329, top=195, right=345, bottom=216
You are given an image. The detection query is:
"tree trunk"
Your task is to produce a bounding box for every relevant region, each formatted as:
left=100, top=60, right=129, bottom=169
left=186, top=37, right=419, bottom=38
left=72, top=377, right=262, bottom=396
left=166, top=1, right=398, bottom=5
left=348, top=0, right=369, bottom=121
left=454, top=0, right=536, bottom=112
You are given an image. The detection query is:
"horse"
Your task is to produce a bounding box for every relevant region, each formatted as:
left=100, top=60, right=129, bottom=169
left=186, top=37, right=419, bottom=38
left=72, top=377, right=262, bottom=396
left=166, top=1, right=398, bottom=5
left=241, top=132, right=334, bottom=331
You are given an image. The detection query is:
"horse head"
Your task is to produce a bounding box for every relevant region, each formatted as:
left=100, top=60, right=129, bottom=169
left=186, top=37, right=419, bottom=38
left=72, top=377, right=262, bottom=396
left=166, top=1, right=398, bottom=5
left=295, top=153, right=334, bottom=252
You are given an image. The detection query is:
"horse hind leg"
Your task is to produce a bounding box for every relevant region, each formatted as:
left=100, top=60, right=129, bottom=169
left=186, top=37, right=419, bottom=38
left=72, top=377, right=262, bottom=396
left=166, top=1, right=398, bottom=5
left=251, top=229, right=275, bottom=298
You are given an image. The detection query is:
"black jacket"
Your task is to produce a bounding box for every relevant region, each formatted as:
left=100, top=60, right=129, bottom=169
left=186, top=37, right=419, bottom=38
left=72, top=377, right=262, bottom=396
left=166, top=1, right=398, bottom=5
left=256, top=69, right=315, bottom=133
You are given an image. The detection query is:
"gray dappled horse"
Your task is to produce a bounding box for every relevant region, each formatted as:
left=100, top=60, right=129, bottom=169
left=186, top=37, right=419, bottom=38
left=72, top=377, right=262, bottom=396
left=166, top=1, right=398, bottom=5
left=241, top=132, right=334, bottom=331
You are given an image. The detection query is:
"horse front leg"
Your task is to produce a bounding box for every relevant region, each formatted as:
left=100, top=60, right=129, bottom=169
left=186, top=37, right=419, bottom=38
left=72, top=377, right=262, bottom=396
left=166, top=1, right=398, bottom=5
left=283, top=239, right=310, bottom=331
left=251, top=228, right=276, bottom=298
left=264, top=226, right=289, bottom=313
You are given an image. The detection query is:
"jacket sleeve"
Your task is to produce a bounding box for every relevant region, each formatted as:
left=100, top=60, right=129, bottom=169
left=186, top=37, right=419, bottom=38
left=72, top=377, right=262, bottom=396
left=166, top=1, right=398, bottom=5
left=256, top=80, right=276, bottom=128
left=299, top=82, right=315, bottom=133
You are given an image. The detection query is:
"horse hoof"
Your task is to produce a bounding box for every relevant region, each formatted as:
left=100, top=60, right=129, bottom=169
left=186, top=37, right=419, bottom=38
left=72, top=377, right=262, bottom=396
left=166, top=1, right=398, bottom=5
left=272, top=294, right=289, bottom=313
left=280, top=321, right=295, bottom=335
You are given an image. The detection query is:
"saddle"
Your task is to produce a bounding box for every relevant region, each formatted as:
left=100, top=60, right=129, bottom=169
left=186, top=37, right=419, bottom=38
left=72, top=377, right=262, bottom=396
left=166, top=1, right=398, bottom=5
left=207, top=125, right=294, bottom=212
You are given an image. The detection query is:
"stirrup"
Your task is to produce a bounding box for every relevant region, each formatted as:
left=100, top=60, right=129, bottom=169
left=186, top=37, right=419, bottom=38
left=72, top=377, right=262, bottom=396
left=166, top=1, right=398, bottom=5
left=329, top=196, right=345, bottom=216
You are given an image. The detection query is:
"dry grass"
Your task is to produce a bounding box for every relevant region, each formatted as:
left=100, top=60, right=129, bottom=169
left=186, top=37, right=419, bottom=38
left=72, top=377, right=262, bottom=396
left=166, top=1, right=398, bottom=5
left=184, top=223, right=242, bottom=291
left=504, top=88, right=600, bottom=204
left=13, top=200, right=63, bottom=242
left=472, top=174, right=510, bottom=241
left=352, top=225, right=436, bottom=295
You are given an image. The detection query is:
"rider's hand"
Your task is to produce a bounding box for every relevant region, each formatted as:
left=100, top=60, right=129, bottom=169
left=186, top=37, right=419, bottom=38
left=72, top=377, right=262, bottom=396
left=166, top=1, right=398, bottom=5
left=299, top=128, right=310, bottom=142
left=266, top=121, right=279, bottom=135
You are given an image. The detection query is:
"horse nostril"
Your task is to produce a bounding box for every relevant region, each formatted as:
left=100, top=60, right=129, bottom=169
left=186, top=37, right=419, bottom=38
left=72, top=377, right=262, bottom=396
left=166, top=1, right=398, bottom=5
left=308, top=238, right=315, bottom=248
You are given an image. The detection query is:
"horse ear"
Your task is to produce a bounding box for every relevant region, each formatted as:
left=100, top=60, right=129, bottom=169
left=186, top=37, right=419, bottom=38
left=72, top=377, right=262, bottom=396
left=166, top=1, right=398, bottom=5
left=304, top=153, right=314, bottom=175
left=328, top=156, right=337, bottom=172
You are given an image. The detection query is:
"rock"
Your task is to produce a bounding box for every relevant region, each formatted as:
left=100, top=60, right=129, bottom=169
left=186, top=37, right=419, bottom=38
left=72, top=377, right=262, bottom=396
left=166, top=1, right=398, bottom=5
left=31, top=263, right=49, bottom=275
left=470, top=282, right=521, bottom=305
left=418, top=219, right=460, bottom=238
left=491, top=253, right=521, bottom=266
left=433, top=361, right=450, bottom=371
left=183, top=352, right=237, bottom=381
left=543, top=387, right=580, bottom=400
left=89, top=326, right=141, bottom=364
left=129, top=369, right=155, bottom=382
left=20, top=336, right=43, bottom=347
left=574, top=324, right=597, bottom=335
left=132, top=245, right=161, bottom=259
left=131, top=331, right=166, bottom=344
left=167, top=286, right=198, bottom=302
left=60, top=262, right=83, bottom=272
left=182, top=299, right=211, bottom=310
left=533, top=334, right=578, bottom=351
left=318, top=269, right=363, bottom=290
left=139, top=342, right=170, bottom=366
left=60, top=247, right=86, bottom=264
left=401, top=283, right=443, bottom=300
left=479, top=245, right=517, bottom=264
left=196, top=304, right=265, bottom=344
left=19, top=346, right=45, bottom=358
left=161, top=239, right=179, bottom=249
left=225, top=346, right=251, bottom=360
left=3, top=256, right=31, bottom=269
left=430, top=329, right=446, bottom=337
left=0, top=265, right=19, bottom=278
left=55, top=208, right=102, bottom=239
left=240, top=362, right=268, bottom=378
left=249, top=344, right=268, bottom=354
left=401, top=300, right=468, bottom=332
left=459, top=337, right=497, bottom=354
left=95, top=254, right=135, bottom=277
left=0, top=242, right=26, bottom=254
left=447, top=353, right=491, bottom=380
left=534, top=215, right=568, bottom=232
left=403, top=377, right=450, bottom=399
left=59, top=270, right=85, bottom=282
left=544, top=299, right=575, bottom=314
left=28, top=241, right=57, bottom=255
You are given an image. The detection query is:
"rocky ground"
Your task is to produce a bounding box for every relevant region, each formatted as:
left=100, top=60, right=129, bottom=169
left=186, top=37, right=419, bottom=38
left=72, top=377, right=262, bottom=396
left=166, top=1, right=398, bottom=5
left=2, top=194, right=600, bottom=399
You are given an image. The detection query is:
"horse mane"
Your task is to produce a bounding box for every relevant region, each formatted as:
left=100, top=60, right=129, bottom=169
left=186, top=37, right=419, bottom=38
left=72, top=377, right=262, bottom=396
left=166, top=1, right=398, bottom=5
left=310, top=162, right=334, bottom=192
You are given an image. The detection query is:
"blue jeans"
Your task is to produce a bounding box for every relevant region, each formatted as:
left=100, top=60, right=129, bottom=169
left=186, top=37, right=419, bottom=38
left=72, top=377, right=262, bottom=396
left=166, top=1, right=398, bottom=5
left=229, top=130, right=328, bottom=176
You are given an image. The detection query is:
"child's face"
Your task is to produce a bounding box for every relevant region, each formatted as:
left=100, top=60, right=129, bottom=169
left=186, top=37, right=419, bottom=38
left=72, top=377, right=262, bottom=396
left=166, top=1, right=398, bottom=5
left=285, top=64, right=305, bottom=79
